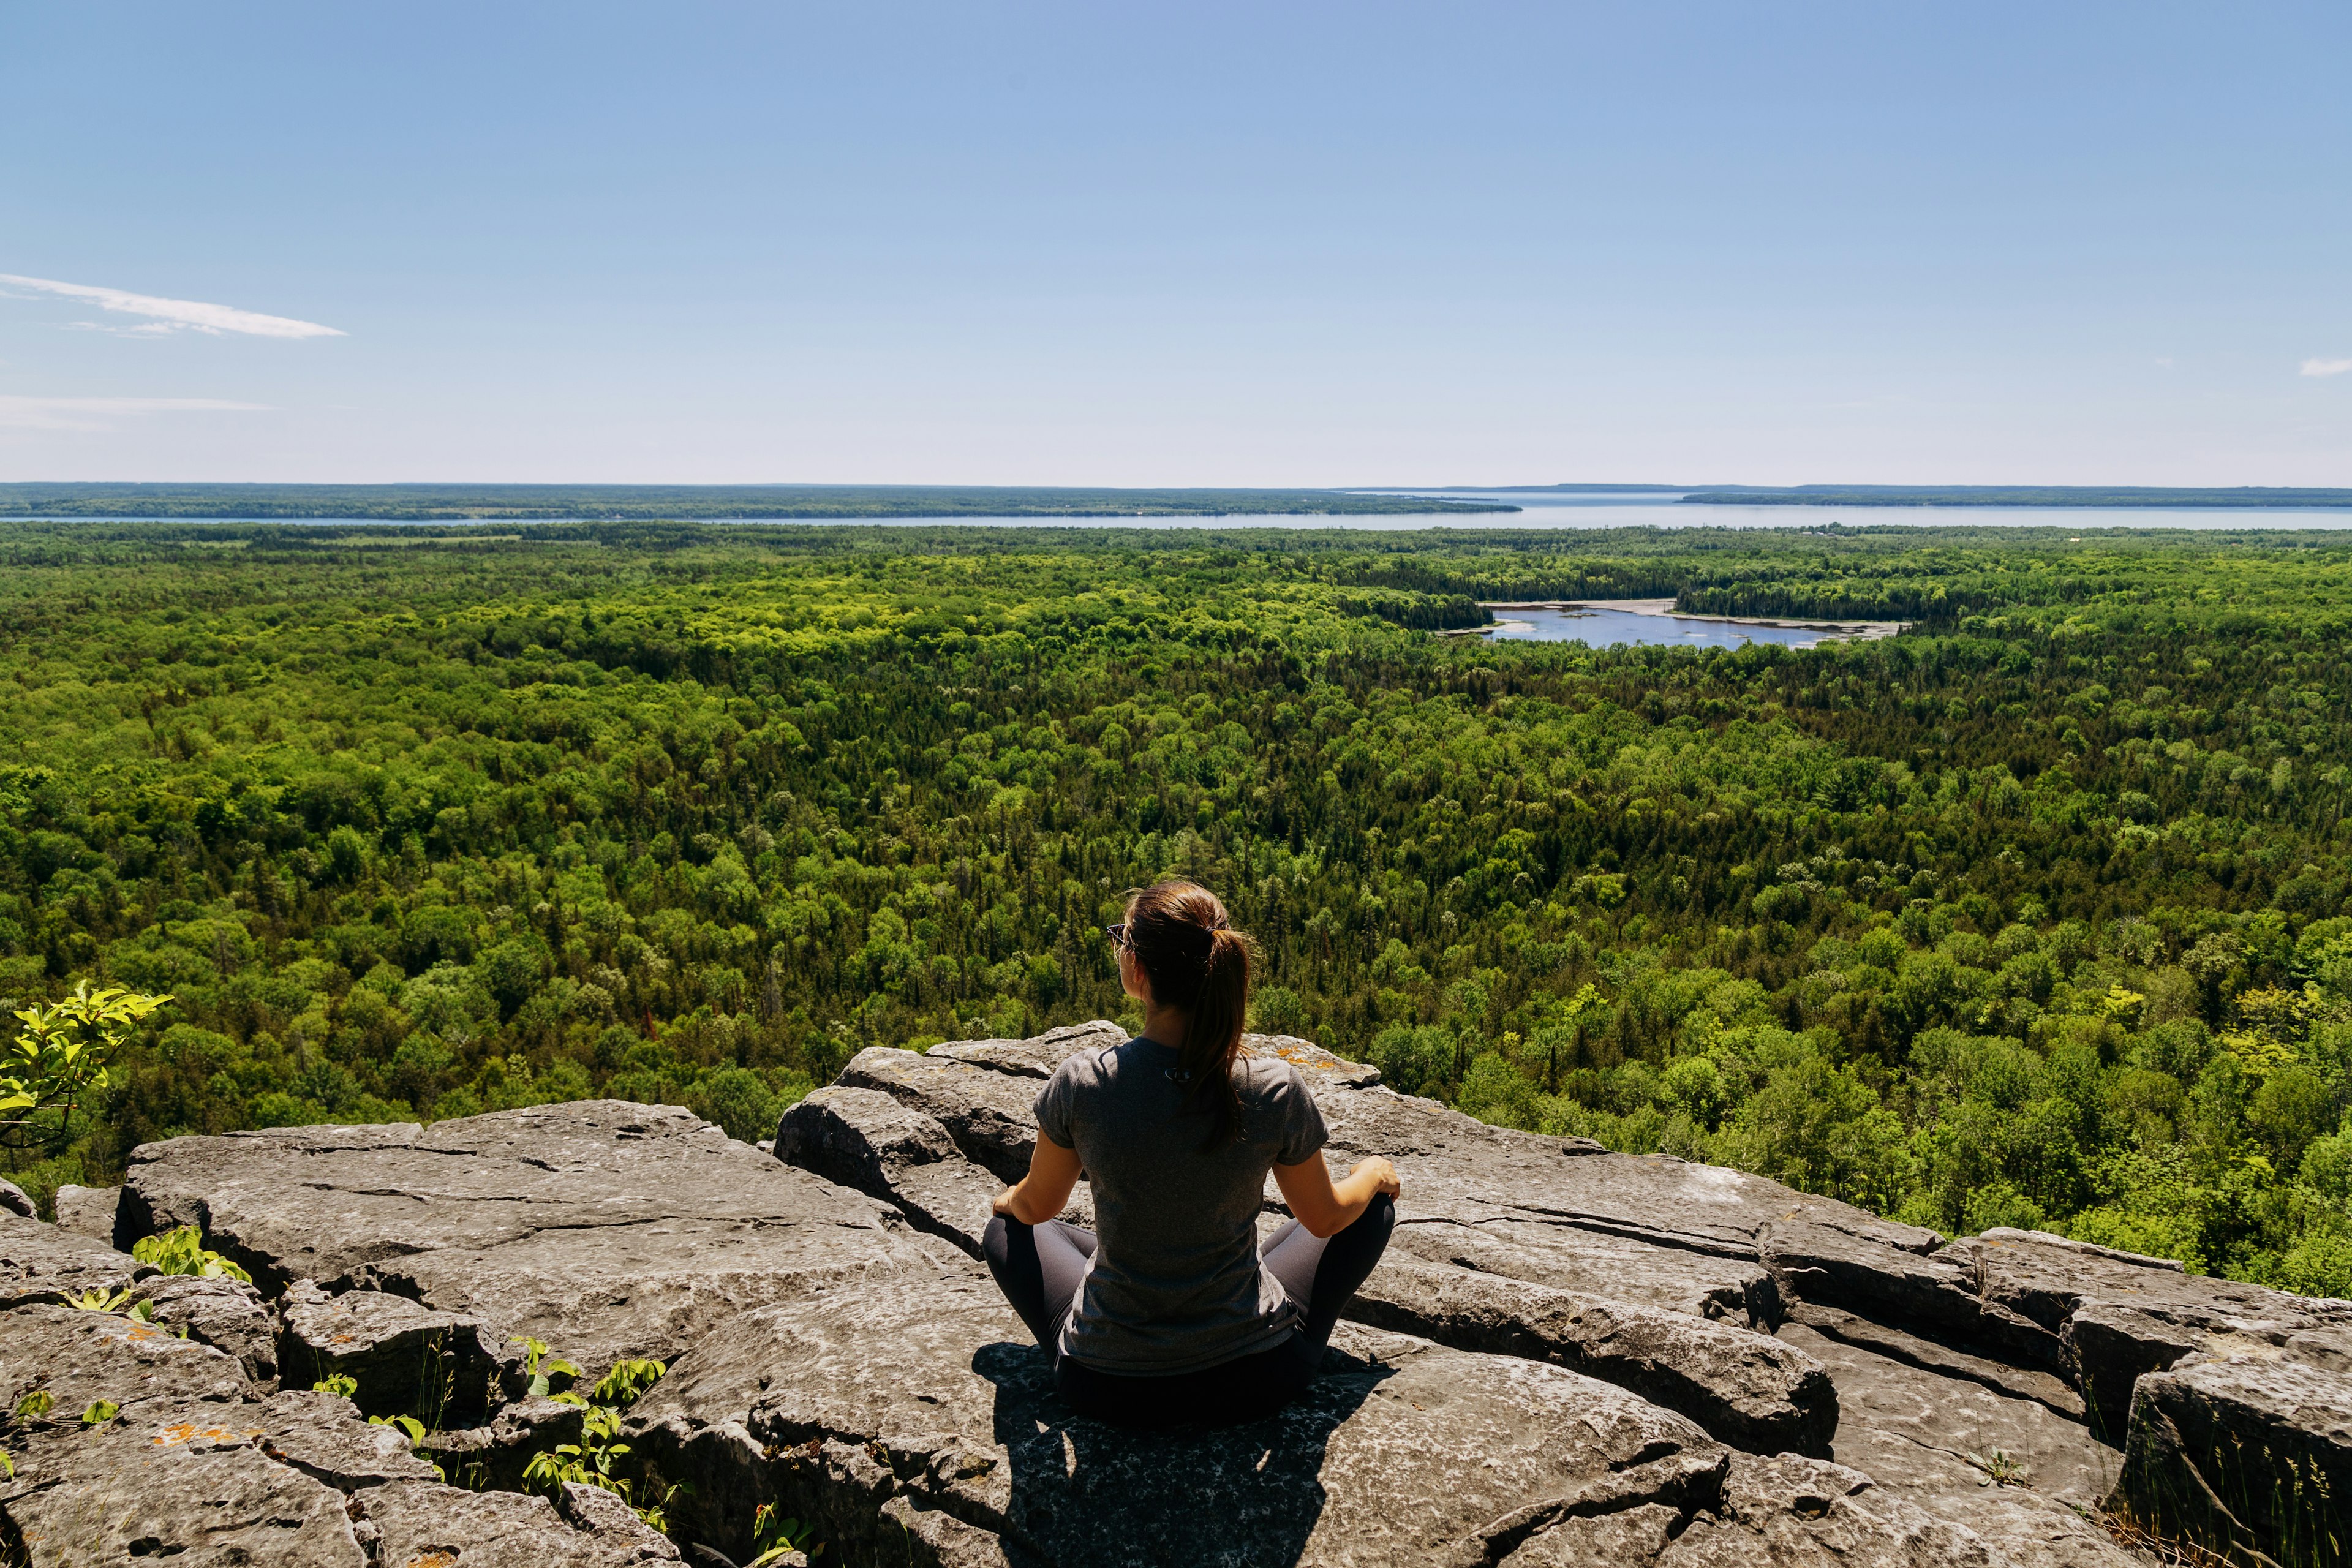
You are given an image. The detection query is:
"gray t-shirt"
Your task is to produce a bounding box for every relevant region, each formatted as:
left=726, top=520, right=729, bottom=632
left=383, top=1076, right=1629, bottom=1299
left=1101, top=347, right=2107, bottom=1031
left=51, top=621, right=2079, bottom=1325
left=1034, top=1035, right=1329, bottom=1374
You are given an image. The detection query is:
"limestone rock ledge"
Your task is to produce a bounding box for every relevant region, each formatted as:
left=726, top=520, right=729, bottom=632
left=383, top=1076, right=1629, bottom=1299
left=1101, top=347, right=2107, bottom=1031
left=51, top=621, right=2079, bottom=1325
left=1, top=1025, right=2340, bottom=1566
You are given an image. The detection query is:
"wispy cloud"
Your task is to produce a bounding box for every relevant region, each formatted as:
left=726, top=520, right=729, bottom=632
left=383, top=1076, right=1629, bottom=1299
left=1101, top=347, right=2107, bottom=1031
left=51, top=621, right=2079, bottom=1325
left=0, top=273, right=343, bottom=339
left=2301, top=356, right=2352, bottom=378
left=0, top=395, right=272, bottom=431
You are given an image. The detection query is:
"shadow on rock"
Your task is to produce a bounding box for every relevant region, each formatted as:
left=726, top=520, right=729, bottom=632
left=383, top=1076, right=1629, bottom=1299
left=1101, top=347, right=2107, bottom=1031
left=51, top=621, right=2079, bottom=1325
left=975, top=1338, right=1390, bottom=1568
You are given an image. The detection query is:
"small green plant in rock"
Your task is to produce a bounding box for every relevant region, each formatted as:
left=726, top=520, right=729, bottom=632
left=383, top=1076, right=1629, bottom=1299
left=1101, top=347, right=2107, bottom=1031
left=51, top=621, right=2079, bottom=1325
left=66, top=1287, right=132, bottom=1314
left=13, top=1391, right=54, bottom=1422
left=749, top=1502, right=818, bottom=1566
left=1972, top=1449, right=2027, bottom=1487
left=80, top=1400, right=118, bottom=1427
left=590, top=1357, right=666, bottom=1408
left=523, top=1405, right=633, bottom=1498
left=130, top=1226, right=252, bottom=1283
left=313, top=1373, right=360, bottom=1398
left=510, top=1335, right=583, bottom=1400
left=369, top=1413, right=427, bottom=1444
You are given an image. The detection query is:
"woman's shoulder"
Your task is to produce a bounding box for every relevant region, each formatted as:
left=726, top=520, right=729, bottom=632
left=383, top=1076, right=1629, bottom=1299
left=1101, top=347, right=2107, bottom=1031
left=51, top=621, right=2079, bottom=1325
left=1232, top=1050, right=1312, bottom=1101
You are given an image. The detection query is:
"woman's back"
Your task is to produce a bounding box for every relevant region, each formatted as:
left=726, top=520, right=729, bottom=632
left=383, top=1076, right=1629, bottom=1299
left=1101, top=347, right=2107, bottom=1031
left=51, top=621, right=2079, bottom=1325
left=1035, top=1036, right=1326, bottom=1374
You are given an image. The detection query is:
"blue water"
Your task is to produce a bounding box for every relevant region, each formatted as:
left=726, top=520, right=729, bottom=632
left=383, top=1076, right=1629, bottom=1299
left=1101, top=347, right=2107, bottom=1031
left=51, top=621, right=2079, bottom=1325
left=1485, top=605, right=1847, bottom=648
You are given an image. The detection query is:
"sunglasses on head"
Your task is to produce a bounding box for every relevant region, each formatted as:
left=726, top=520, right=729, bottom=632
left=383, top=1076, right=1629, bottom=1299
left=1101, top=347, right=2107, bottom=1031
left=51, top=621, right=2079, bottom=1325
left=1104, top=922, right=1132, bottom=950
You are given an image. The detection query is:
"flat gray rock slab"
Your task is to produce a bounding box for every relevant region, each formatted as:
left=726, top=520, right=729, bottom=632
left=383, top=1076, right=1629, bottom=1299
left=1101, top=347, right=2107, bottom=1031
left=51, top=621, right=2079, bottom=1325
left=1654, top=1453, right=2003, bottom=1568
left=632, top=1254, right=1999, bottom=1568
left=926, top=1019, right=1129, bottom=1077
left=1778, top=1324, right=2136, bottom=1568
left=0, top=1212, right=152, bottom=1308
left=6, top=1434, right=370, bottom=1567
left=122, top=1099, right=946, bottom=1377
left=0, top=1302, right=250, bottom=1434
left=1348, top=1254, right=1837, bottom=1455
left=360, top=1477, right=679, bottom=1567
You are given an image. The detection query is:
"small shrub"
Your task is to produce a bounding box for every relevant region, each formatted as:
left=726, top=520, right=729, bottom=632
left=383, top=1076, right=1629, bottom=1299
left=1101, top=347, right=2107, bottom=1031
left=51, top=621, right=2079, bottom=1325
left=131, top=1225, right=253, bottom=1284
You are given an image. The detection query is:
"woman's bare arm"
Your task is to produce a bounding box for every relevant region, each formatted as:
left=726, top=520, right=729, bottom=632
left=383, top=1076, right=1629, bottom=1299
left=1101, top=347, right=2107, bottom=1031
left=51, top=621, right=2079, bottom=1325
left=992, top=1133, right=1084, bottom=1225
left=1271, top=1150, right=1401, bottom=1239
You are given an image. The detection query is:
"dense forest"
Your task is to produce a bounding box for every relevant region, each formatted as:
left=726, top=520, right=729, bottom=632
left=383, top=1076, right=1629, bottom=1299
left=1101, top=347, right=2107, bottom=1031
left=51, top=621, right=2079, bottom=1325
left=0, top=483, right=1508, bottom=521
left=4, top=519, right=2349, bottom=1300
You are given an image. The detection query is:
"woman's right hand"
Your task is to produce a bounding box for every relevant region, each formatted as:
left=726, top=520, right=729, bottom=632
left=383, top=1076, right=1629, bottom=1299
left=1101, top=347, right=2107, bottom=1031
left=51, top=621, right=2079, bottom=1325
left=1352, top=1156, right=1401, bottom=1198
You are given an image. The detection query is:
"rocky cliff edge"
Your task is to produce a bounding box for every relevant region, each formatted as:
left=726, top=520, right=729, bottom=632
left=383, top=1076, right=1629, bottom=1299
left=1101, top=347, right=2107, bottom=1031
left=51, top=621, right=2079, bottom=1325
left=1, top=1022, right=2342, bottom=1568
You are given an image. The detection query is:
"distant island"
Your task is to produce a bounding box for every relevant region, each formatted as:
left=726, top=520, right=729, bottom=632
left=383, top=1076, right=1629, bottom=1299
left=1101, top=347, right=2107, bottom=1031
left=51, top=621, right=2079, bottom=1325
left=1675, top=484, right=2352, bottom=509
left=0, top=482, right=1516, bottom=522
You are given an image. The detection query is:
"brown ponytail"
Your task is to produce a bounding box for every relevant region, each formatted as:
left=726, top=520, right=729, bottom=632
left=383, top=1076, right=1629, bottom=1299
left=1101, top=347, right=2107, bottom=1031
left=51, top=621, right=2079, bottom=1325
left=1124, top=880, right=1253, bottom=1147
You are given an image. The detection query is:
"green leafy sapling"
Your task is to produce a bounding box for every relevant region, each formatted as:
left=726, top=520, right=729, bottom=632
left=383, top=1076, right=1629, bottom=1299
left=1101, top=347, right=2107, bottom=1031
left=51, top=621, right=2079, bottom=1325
left=13, top=1391, right=55, bottom=1422
left=522, top=1406, right=633, bottom=1499
left=314, top=1373, right=360, bottom=1398
left=590, top=1357, right=666, bottom=1409
left=80, top=1400, right=119, bottom=1427
left=131, top=1226, right=253, bottom=1284
left=2, top=983, right=170, bottom=1150
left=510, top=1335, right=584, bottom=1400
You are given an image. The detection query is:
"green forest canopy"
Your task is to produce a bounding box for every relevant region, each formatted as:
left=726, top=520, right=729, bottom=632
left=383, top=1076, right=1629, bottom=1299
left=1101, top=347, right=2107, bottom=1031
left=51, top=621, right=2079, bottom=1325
left=0, top=483, right=1511, bottom=521
left=4, top=519, right=2350, bottom=1299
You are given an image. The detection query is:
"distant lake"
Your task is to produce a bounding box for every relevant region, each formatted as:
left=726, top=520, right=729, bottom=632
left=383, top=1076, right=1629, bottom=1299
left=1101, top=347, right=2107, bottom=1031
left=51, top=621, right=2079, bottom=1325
left=1343, top=490, right=2352, bottom=532
left=1479, top=603, right=1870, bottom=649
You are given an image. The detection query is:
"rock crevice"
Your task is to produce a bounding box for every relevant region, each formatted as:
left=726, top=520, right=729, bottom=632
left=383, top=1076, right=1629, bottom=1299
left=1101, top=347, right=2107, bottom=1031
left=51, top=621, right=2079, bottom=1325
left=6, top=1024, right=2342, bottom=1566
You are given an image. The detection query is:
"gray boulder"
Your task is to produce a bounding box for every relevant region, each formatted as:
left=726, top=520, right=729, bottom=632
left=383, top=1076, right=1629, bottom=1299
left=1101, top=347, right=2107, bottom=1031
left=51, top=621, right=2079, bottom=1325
left=129, top=1272, right=280, bottom=1384
left=558, top=1479, right=686, bottom=1562
left=50, top=1183, right=122, bottom=1247
left=774, top=1085, right=1003, bottom=1257
left=1939, top=1227, right=2352, bottom=1438
left=0, top=1300, right=250, bottom=1433
left=1658, top=1453, right=2002, bottom=1568
left=837, top=1046, right=1047, bottom=1182
left=0, top=1291, right=677, bottom=1567
left=0, top=1178, right=33, bottom=1219
left=0, top=1211, right=151, bottom=1308
left=925, top=1018, right=1128, bottom=1076
left=121, top=1099, right=946, bottom=1379
left=2118, top=1351, right=2352, bottom=1568
left=279, top=1281, right=507, bottom=1426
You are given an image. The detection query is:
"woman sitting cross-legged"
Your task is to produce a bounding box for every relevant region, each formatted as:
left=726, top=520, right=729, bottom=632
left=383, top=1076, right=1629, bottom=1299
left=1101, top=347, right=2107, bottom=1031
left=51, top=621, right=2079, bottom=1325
left=982, top=879, right=1399, bottom=1428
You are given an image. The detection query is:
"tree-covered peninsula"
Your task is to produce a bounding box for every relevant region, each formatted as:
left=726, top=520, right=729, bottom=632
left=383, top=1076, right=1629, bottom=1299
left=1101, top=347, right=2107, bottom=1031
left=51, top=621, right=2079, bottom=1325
left=4, top=519, right=2348, bottom=1299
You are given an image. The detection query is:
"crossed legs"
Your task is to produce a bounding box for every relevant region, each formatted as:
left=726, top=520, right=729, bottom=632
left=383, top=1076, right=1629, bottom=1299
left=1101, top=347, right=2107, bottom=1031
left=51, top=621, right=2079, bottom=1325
left=982, top=1194, right=1395, bottom=1426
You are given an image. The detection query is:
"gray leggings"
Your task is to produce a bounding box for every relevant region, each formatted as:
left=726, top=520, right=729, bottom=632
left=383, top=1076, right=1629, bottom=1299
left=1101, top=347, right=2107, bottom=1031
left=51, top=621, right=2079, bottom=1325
left=983, top=1195, right=1396, bottom=1428
left=1020, top=1215, right=1333, bottom=1330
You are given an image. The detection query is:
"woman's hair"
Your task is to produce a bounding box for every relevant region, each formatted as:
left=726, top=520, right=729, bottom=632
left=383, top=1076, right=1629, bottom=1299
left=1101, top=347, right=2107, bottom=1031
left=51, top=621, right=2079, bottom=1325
left=1125, top=880, right=1253, bottom=1147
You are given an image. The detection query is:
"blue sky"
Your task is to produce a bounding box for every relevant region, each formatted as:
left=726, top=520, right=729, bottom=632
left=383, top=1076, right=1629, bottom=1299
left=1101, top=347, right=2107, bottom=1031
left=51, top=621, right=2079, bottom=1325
left=3, top=2, right=2348, bottom=486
